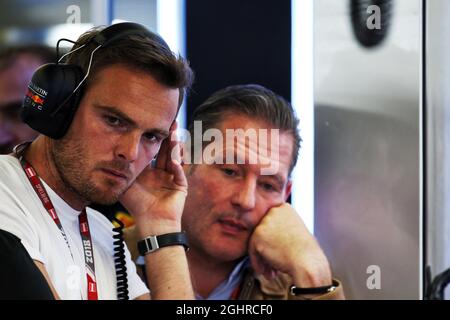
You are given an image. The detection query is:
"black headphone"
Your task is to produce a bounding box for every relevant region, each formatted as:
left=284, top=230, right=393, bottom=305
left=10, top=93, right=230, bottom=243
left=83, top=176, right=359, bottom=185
left=21, top=22, right=170, bottom=139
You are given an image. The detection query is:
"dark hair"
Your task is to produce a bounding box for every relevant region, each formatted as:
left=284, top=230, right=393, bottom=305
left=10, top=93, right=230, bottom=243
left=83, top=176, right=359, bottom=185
left=0, top=45, right=55, bottom=70
left=189, top=84, right=301, bottom=174
left=65, top=26, right=194, bottom=107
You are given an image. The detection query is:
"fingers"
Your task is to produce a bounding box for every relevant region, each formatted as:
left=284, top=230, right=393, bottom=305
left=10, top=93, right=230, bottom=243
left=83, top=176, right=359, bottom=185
left=155, top=122, right=187, bottom=189
left=155, top=121, right=179, bottom=171
left=170, top=133, right=182, bottom=165
left=155, top=136, right=170, bottom=170
left=249, top=247, right=264, bottom=276
left=249, top=241, right=277, bottom=280
left=168, top=159, right=188, bottom=189
left=249, top=250, right=276, bottom=281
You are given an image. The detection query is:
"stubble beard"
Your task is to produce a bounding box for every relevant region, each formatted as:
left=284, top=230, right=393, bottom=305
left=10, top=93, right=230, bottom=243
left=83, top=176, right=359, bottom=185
left=51, top=138, right=122, bottom=206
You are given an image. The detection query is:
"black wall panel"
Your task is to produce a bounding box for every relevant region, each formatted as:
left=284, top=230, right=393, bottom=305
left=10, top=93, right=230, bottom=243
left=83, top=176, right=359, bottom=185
left=186, top=0, right=291, bottom=123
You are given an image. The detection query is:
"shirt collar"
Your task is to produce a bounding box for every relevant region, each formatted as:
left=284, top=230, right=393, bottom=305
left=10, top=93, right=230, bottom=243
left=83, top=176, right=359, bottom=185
left=41, top=179, right=83, bottom=221
left=196, top=257, right=250, bottom=300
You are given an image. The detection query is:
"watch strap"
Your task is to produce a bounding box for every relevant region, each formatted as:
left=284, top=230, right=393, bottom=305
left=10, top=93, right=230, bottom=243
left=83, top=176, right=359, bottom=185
left=290, top=279, right=339, bottom=296
left=137, top=232, right=189, bottom=255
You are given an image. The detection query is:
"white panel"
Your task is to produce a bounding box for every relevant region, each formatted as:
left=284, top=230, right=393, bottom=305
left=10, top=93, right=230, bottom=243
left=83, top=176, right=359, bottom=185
left=291, top=0, right=315, bottom=233
left=90, top=0, right=109, bottom=26
left=157, top=0, right=187, bottom=128
left=314, top=0, right=422, bottom=299
left=426, top=0, right=450, bottom=300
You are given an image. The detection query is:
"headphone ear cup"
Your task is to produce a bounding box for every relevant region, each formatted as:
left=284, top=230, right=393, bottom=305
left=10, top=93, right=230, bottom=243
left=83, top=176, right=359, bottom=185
left=21, top=63, right=84, bottom=139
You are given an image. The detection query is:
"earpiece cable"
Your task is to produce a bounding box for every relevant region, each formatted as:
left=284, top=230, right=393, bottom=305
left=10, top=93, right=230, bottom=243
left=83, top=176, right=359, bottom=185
left=56, top=39, right=84, bottom=64
left=71, top=44, right=101, bottom=93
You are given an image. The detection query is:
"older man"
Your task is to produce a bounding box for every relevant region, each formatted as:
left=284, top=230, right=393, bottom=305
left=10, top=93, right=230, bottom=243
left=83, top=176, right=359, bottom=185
left=126, top=84, right=344, bottom=300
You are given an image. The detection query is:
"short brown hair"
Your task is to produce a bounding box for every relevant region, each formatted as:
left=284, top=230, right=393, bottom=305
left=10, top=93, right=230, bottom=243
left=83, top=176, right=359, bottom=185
left=66, top=26, right=193, bottom=107
left=188, top=84, right=301, bottom=174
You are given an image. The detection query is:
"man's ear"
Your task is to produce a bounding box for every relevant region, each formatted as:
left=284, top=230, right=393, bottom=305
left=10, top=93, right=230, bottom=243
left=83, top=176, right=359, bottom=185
left=284, top=180, right=292, bottom=202
left=170, top=120, right=178, bottom=131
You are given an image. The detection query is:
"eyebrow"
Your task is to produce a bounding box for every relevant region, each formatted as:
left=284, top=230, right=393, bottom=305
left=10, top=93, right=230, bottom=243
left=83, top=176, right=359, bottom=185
left=94, top=104, right=170, bottom=138
left=219, top=162, right=286, bottom=187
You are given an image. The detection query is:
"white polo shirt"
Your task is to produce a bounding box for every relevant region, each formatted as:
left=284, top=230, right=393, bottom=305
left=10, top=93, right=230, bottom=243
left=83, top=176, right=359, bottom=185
left=0, top=155, right=149, bottom=300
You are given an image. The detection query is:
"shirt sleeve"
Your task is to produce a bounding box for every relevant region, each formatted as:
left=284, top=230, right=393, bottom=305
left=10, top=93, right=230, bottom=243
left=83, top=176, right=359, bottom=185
left=0, top=229, right=54, bottom=299
left=0, top=183, right=45, bottom=264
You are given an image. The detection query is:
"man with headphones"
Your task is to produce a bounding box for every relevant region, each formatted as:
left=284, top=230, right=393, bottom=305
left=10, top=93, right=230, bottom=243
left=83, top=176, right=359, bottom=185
left=0, top=23, right=194, bottom=299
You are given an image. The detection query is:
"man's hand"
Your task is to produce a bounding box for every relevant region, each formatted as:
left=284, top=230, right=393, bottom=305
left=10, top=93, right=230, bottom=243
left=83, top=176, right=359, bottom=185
left=120, top=122, right=194, bottom=300
left=248, top=203, right=332, bottom=288
left=120, top=124, right=187, bottom=237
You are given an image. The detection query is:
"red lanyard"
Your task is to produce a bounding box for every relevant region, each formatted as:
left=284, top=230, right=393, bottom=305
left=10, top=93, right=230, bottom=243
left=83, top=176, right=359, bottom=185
left=18, top=155, right=98, bottom=300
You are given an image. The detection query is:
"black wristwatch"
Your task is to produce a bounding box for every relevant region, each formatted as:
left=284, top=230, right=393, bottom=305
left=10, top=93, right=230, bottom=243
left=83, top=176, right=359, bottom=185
left=137, top=232, right=189, bottom=255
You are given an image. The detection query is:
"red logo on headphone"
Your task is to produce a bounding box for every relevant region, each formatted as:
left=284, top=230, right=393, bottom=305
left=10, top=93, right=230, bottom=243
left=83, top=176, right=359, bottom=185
left=26, top=89, right=45, bottom=106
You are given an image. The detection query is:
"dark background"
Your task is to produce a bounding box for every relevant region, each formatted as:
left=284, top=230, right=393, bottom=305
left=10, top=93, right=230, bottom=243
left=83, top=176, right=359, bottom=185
left=185, top=0, right=291, bottom=122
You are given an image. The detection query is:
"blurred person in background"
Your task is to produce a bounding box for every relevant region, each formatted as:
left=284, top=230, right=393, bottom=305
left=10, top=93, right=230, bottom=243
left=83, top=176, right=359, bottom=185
left=0, top=45, right=54, bottom=154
